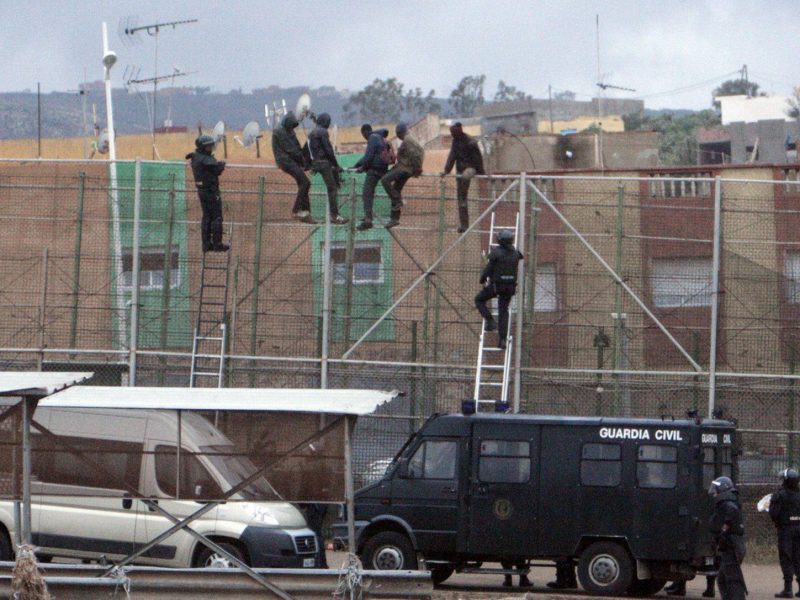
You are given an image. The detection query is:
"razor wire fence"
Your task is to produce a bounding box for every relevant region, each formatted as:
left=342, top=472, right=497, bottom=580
left=3, top=159, right=800, bottom=487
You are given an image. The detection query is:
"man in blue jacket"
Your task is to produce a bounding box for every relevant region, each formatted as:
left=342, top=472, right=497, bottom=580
left=354, top=124, right=391, bottom=231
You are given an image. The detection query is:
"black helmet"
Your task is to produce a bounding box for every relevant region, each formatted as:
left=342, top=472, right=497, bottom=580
left=708, top=476, right=735, bottom=496
left=496, top=229, right=514, bottom=245
left=316, top=113, right=331, bottom=128
left=782, top=468, right=800, bottom=482
left=195, top=134, right=215, bottom=150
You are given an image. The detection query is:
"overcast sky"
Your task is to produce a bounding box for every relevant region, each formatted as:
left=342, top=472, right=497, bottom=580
left=3, top=0, right=798, bottom=111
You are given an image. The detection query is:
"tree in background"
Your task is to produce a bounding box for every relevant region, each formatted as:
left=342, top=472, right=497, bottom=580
left=343, top=78, right=439, bottom=123
left=623, top=110, right=720, bottom=166
left=711, top=79, right=765, bottom=109
left=787, top=86, right=800, bottom=119
left=449, top=75, right=486, bottom=118
left=494, top=80, right=529, bottom=102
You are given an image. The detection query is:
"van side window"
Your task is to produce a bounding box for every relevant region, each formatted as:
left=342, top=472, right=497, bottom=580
left=580, top=443, right=621, bottom=487
left=155, top=445, right=223, bottom=499
left=637, top=444, right=678, bottom=489
left=408, top=440, right=456, bottom=480
left=703, top=446, right=716, bottom=487
left=721, top=447, right=733, bottom=478
left=478, top=440, right=530, bottom=483
left=33, top=433, right=141, bottom=491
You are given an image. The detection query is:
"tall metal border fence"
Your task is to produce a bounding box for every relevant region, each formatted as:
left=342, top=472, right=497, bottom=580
left=2, top=158, right=800, bottom=523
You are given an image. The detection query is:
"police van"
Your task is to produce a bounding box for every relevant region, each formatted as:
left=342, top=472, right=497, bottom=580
left=344, top=411, right=735, bottom=596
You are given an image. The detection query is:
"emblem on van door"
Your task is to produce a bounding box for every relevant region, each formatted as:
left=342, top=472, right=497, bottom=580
left=493, top=498, right=513, bottom=520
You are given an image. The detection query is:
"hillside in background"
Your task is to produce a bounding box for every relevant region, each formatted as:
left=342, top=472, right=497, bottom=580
left=0, top=85, right=355, bottom=140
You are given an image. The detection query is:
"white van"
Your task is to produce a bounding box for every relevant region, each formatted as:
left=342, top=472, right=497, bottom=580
left=0, top=408, right=320, bottom=568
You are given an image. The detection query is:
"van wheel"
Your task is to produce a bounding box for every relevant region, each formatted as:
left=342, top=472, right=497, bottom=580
left=195, top=542, right=246, bottom=568
left=627, top=577, right=666, bottom=597
left=361, top=532, right=417, bottom=570
left=577, top=541, right=633, bottom=596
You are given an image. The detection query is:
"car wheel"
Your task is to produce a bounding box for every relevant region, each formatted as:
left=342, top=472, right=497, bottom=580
left=361, top=531, right=417, bottom=570
left=577, top=541, right=633, bottom=596
left=0, top=529, right=11, bottom=561
left=195, top=541, right=246, bottom=568
left=430, top=565, right=454, bottom=585
left=627, top=577, right=667, bottom=597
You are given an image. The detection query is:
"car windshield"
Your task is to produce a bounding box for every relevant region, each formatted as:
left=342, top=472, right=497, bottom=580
left=201, top=445, right=281, bottom=501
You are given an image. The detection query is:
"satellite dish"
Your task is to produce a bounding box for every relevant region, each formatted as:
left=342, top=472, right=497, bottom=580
left=212, top=121, right=227, bottom=159
left=212, top=121, right=225, bottom=144
left=234, top=121, right=263, bottom=158
left=295, top=93, right=312, bottom=121
left=97, top=130, right=110, bottom=154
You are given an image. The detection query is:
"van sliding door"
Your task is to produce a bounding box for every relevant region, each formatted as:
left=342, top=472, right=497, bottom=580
left=465, top=423, right=538, bottom=556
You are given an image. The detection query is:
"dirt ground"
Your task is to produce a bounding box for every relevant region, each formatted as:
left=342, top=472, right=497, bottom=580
left=328, top=551, right=784, bottom=598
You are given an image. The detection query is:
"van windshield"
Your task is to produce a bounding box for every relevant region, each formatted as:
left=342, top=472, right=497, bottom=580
left=201, top=446, right=282, bottom=501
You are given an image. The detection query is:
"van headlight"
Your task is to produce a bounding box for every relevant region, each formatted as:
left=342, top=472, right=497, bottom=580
left=244, top=504, right=279, bottom=526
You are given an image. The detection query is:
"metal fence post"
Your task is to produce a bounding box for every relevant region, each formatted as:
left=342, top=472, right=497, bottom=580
left=69, top=171, right=85, bottom=349
left=342, top=179, right=358, bottom=353
left=37, top=248, right=49, bottom=371
left=129, top=158, right=142, bottom=386
left=158, top=172, right=176, bottom=385
left=249, top=176, right=265, bottom=386
left=320, top=175, right=335, bottom=388
left=708, top=175, right=722, bottom=418
left=513, top=172, right=527, bottom=413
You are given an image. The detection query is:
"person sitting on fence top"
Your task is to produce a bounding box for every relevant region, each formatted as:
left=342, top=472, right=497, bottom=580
left=354, top=124, right=393, bottom=231
left=440, top=122, right=484, bottom=233
left=186, top=135, right=229, bottom=252
left=380, top=121, right=425, bottom=230
left=307, top=112, right=349, bottom=225
left=272, top=112, right=315, bottom=224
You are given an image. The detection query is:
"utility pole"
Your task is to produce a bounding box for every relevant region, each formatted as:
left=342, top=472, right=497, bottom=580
left=548, top=84, right=554, bottom=134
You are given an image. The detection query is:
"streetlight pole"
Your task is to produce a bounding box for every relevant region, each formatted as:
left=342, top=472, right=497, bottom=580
left=102, top=23, right=127, bottom=353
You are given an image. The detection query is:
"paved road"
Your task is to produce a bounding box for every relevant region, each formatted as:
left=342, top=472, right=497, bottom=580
left=330, top=551, right=783, bottom=598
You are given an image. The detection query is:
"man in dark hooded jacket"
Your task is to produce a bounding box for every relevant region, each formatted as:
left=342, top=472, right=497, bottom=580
left=186, top=134, right=228, bottom=252
left=708, top=476, right=747, bottom=600
left=354, top=124, right=391, bottom=231
left=272, top=113, right=314, bottom=223
left=441, top=122, right=484, bottom=232
left=770, top=468, right=800, bottom=597
left=307, top=113, right=348, bottom=225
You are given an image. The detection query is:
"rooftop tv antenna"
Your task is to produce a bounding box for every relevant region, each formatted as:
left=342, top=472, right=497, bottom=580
left=120, top=16, right=198, bottom=158
left=234, top=121, right=263, bottom=158
left=265, top=99, right=288, bottom=129
left=293, top=92, right=315, bottom=147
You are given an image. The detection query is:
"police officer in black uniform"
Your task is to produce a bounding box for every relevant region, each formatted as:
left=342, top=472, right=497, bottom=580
left=475, top=229, right=523, bottom=349
left=770, top=468, right=800, bottom=597
left=709, top=476, right=747, bottom=600
left=186, top=135, right=229, bottom=252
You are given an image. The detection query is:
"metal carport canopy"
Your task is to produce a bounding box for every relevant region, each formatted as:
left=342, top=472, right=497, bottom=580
left=0, top=372, right=93, bottom=397
left=39, top=386, right=397, bottom=412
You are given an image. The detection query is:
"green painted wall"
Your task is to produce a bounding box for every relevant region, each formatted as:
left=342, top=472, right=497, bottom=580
left=311, top=154, right=394, bottom=342
left=111, top=162, right=190, bottom=348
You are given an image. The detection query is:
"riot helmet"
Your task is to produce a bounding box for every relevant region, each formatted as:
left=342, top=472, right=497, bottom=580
left=195, top=134, right=215, bottom=151
left=782, top=468, right=800, bottom=489
left=496, top=229, right=514, bottom=246
left=708, top=475, right=735, bottom=497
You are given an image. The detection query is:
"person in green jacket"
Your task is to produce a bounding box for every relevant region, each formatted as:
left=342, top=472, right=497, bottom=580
left=380, top=122, right=424, bottom=229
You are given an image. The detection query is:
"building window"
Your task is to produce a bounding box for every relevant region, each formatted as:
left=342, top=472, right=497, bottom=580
left=534, top=264, right=557, bottom=311
left=636, top=444, right=678, bottom=489
left=330, top=243, right=383, bottom=285
left=648, top=174, right=711, bottom=198
left=478, top=440, right=530, bottom=484
left=785, top=251, right=800, bottom=303
left=651, top=257, right=713, bottom=308
left=121, top=246, right=181, bottom=290
left=580, top=443, right=621, bottom=487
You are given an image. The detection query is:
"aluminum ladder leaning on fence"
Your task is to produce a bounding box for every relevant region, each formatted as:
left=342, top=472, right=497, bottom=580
left=473, top=211, right=520, bottom=412
left=189, top=225, right=233, bottom=388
